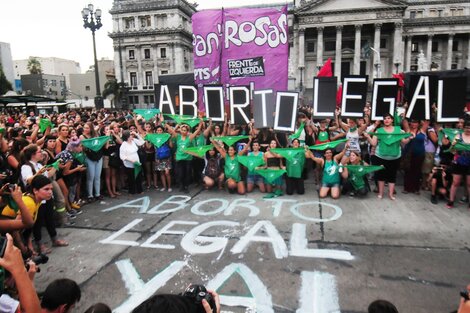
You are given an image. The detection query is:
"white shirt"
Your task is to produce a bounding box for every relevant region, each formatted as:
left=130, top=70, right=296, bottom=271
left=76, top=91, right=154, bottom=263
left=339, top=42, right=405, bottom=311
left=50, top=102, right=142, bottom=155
left=21, top=160, right=47, bottom=187
left=120, top=138, right=145, bottom=168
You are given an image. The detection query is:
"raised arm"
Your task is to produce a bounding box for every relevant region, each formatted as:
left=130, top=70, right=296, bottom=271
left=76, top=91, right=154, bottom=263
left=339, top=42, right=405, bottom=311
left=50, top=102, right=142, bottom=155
left=189, top=119, right=204, bottom=141
left=210, top=138, right=226, bottom=158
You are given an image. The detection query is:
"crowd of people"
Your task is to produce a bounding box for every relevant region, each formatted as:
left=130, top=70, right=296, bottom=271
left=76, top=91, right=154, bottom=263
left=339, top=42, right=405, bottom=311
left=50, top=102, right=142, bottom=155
left=0, top=103, right=468, bottom=312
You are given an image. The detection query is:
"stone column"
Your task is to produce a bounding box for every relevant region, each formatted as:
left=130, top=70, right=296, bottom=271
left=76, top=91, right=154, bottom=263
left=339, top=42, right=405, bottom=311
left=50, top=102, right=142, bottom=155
left=393, top=23, right=403, bottom=73
left=354, top=24, right=362, bottom=75
left=298, top=28, right=305, bottom=69
left=447, top=33, right=454, bottom=69
left=316, top=26, right=324, bottom=68
left=335, top=25, right=343, bottom=79
left=152, top=44, right=159, bottom=84
left=406, top=35, right=412, bottom=72
left=136, top=45, right=142, bottom=89
left=427, top=34, right=433, bottom=70
left=467, top=35, right=470, bottom=68
left=373, top=23, right=382, bottom=69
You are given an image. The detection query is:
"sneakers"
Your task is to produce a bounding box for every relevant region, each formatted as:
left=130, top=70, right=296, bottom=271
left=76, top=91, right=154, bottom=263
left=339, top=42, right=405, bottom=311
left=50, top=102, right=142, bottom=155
left=446, top=201, right=454, bottom=209
left=66, top=209, right=83, bottom=219
left=63, top=219, right=75, bottom=226
left=168, top=188, right=172, bottom=192
left=431, top=195, right=438, bottom=205
left=160, top=187, right=166, bottom=192
left=460, top=196, right=469, bottom=203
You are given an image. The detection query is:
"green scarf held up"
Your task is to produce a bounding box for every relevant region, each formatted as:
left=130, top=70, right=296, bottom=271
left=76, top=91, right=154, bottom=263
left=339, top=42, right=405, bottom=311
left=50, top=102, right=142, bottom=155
left=81, top=136, right=110, bottom=152
left=46, top=159, right=61, bottom=170
left=440, top=128, right=462, bottom=143
left=309, top=139, right=348, bottom=151
left=72, top=152, right=86, bottom=164
left=344, top=165, right=384, bottom=176
left=289, top=123, right=305, bottom=140
left=368, top=132, right=411, bottom=145
left=145, top=133, right=171, bottom=148
left=270, top=148, right=305, bottom=163
left=212, top=136, right=250, bottom=147
left=39, top=118, right=53, bottom=133
left=255, top=168, right=286, bottom=184
left=238, top=155, right=265, bottom=172
left=184, top=145, right=214, bottom=158
left=133, top=109, right=160, bottom=121
left=164, top=114, right=206, bottom=128
left=445, top=142, right=470, bottom=153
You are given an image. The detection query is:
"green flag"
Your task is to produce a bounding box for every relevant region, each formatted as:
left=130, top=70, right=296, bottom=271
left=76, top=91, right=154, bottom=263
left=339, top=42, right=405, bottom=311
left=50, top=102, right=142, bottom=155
left=134, top=162, right=142, bottom=178
left=72, top=152, right=86, bottom=164
left=39, top=118, right=53, bottom=133
left=4, top=194, right=19, bottom=213
left=440, top=128, right=462, bottom=142
left=344, top=165, right=384, bottom=176
left=368, top=132, right=411, bottom=145
left=445, top=142, right=470, bottom=153
left=309, top=139, right=348, bottom=151
left=238, top=155, right=265, bottom=172
left=212, top=136, right=250, bottom=147
left=255, top=168, right=286, bottom=184
left=164, top=114, right=206, bottom=128
left=289, top=123, right=305, bottom=140
left=134, top=109, right=160, bottom=121
left=271, top=148, right=305, bottom=162
left=81, top=136, right=110, bottom=152
left=184, top=145, right=214, bottom=158
left=0, top=128, right=5, bottom=134
left=145, top=133, right=171, bottom=148
left=46, top=159, right=61, bottom=170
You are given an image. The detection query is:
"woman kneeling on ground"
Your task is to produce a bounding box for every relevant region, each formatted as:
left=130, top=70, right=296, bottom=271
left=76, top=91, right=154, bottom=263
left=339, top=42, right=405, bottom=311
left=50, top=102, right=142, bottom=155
left=210, top=139, right=245, bottom=195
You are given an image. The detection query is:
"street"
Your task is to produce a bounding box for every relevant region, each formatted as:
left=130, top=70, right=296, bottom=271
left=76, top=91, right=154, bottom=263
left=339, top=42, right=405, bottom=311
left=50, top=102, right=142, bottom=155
left=34, top=180, right=470, bottom=313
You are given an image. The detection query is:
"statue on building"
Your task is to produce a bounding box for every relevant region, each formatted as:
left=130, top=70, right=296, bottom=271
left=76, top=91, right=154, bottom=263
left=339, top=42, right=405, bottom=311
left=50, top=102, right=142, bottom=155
left=417, top=50, right=428, bottom=72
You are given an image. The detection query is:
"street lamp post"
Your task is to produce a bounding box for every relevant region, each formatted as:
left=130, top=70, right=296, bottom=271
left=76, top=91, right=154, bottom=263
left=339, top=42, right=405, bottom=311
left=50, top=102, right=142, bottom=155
left=370, top=47, right=381, bottom=78
left=81, top=4, right=103, bottom=109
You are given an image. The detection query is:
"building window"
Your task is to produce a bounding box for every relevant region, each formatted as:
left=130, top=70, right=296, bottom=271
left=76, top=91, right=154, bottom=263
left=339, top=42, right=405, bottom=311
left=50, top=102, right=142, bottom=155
left=451, top=63, right=458, bottom=70
left=343, top=40, right=354, bottom=50
left=129, top=50, right=135, bottom=60
left=161, top=70, right=168, bottom=75
left=145, top=71, right=153, bottom=86
left=324, top=41, right=336, bottom=51
left=144, top=49, right=151, bottom=59
left=130, top=72, right=137, bottom=87
left=380, top=38, right=387, bottom=49
left=144, top=95, right=155, bottom=105
left=453, top=41, right=459, bottom=52
left=432, top=41, right=439, bottom=52
left=438, top=9, right=444, bottom=17
left=85, top=86, right=90, bottom=91
left=429, top=9, right=437, bottom=17
left=307, top=42, right=315, bottom=53
left=411, top=42, right=419, bottom=52
left=160, top=48, right=167, bottom=58
left=51, top=80, right=57, bottom=87
left=410, top=65, right=418, bottom=72
left=129, top=95, right=139, bottom=105
left=140, top=15, right=151, bottom=28
left=60, top=81, right=65, bottom=88
left=124, top=17, right=135, bottom=29
left=450, top=8, right=464, bottom=16
left=410, top=11, right=416, bottom=19
left=42, top=79, right=48, bottom=86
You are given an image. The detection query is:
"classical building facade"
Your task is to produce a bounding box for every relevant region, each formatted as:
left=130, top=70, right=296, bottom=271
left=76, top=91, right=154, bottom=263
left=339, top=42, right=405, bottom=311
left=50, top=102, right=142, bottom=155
left=109, top=0, right=196, bottom=108
left=292, top=0, right=470, bottom=103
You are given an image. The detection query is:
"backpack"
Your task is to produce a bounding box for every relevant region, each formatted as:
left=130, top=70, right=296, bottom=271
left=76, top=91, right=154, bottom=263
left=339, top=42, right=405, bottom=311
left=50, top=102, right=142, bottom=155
left=205, top=157, right=221, bottom=179
left=156, top=144, right=171, bottom=160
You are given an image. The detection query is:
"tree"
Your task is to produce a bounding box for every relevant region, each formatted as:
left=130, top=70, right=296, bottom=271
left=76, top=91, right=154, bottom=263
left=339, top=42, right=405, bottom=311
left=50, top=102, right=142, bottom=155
left=27, top=57, right=42, bottom=74
left=102, top=79, right=122, bottom=109
left=0, top=64, right=13, bottom=95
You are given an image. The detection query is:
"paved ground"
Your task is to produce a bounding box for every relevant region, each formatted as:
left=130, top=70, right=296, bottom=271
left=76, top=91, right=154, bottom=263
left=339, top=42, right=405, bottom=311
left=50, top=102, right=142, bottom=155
left=33, top=180, right=470, bottom=313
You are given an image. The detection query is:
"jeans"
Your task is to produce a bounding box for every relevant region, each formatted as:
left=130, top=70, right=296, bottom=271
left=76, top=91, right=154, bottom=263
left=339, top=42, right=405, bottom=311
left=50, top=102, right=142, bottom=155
left=85, top=157, right=103, bottom=198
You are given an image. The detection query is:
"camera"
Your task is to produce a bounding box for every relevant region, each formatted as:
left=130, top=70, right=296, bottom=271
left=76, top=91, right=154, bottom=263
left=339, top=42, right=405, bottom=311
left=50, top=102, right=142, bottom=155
left=25, top=253, right=49, bottom=273
left=7, top=184, right=16, bottom=191
left=461, top=290, right=469, bottom=302
left=182, top=284, right=216, bottom=313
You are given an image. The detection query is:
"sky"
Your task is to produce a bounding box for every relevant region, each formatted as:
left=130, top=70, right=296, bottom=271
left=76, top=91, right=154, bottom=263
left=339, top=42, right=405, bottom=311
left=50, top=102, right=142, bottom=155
left=0, top=0, right=290, bottom=73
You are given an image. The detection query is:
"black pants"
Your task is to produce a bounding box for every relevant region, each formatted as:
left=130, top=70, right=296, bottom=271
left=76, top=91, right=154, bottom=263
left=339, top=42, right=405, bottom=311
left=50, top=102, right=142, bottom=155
left=286, top=176, right=305, bottom=195
left=342, top=180, right=368, bottom=197
left=192, top=158, right=205, bottom=184
left=176, top=160, right=192, bottom=188
left=125, top=167, right=143, bottom=194
left=32, top=199, right=57, bottom=243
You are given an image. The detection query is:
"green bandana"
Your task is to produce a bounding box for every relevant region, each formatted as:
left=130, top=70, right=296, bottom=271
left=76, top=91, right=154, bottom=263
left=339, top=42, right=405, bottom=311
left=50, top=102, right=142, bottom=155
left=46, top=159, right=61, bottom=170
left=238, top=155, right=266, bottom=172
left=255, top=168, right=286, bottom=184
left=134, top=162, right=142, bottom=178
left=270, top=148, right=305, bottom=163
left=164, top=114, right=206, bottom=128
left=39, top=119, right=54, bottom=133
left=184, top=145, right=214, bottom=158
left=446, top=142, right=470, bottom=152
left=81, top=136, right=110, bottom=152
left=212, top=136, right=250, bottom=147
left=145, top=133, right=171, bottom=148
left=134, top=109, right=161, bottom=121
left=72, top=152, right=86, bottom=164
left=289, top=123, right=305, bottom=140
left=440, top=128, right=462, bottom=142
left=369, top=132, right=411, bottom=145
left=344, top=165, right=384, bottom=176
left=0, top=128, right=5, bottom=134
left=309, top=139, right=348, bottom=151
left=393, top=110, right=401, bottom=126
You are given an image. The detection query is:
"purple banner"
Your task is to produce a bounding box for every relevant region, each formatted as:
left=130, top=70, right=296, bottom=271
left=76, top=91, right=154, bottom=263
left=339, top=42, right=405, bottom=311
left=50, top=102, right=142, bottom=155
left=192, top=6, right=288, bottom=111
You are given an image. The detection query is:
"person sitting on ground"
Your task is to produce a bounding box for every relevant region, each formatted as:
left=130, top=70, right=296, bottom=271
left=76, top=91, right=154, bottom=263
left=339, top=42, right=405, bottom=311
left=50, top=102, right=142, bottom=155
left=428, top=162, right=449, bottom=204
left=341, top=150, right=370, bottom=198
left=210, top=139, right=245, bottom=195
left=41, top=278, right=81, bottom=313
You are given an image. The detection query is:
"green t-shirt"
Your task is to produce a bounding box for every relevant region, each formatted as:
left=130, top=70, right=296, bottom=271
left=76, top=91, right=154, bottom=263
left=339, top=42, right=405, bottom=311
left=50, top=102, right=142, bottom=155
left=194, top=133, right=206, bottom=147
left=322, top=160, right=340, bottom=185
left=286, top=151, right=305, bottom=178
left=348, top=162, right=366, bottom=190
left=375, top=126, right=402, bottom=160
left=224, top=155, right=241, bottom=182
left=175, top=134, right=193, bottom=161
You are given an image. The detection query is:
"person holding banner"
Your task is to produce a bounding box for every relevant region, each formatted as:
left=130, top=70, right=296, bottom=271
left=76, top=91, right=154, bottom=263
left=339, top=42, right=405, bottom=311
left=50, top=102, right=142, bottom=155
left=119, top=130, right=145, bottom=195
left=307, top=144, right=347, bottom=199
left=164, top=119, right=204, bottom=193
left=210, top=139, right=245, bottom=195
left=363, top=114, right=412, bottom=200
left=447, top=120, right=470, bottom=209
left=335, top=110, right=367, bottom=162
left=263, top=140, right=285, bottom=196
